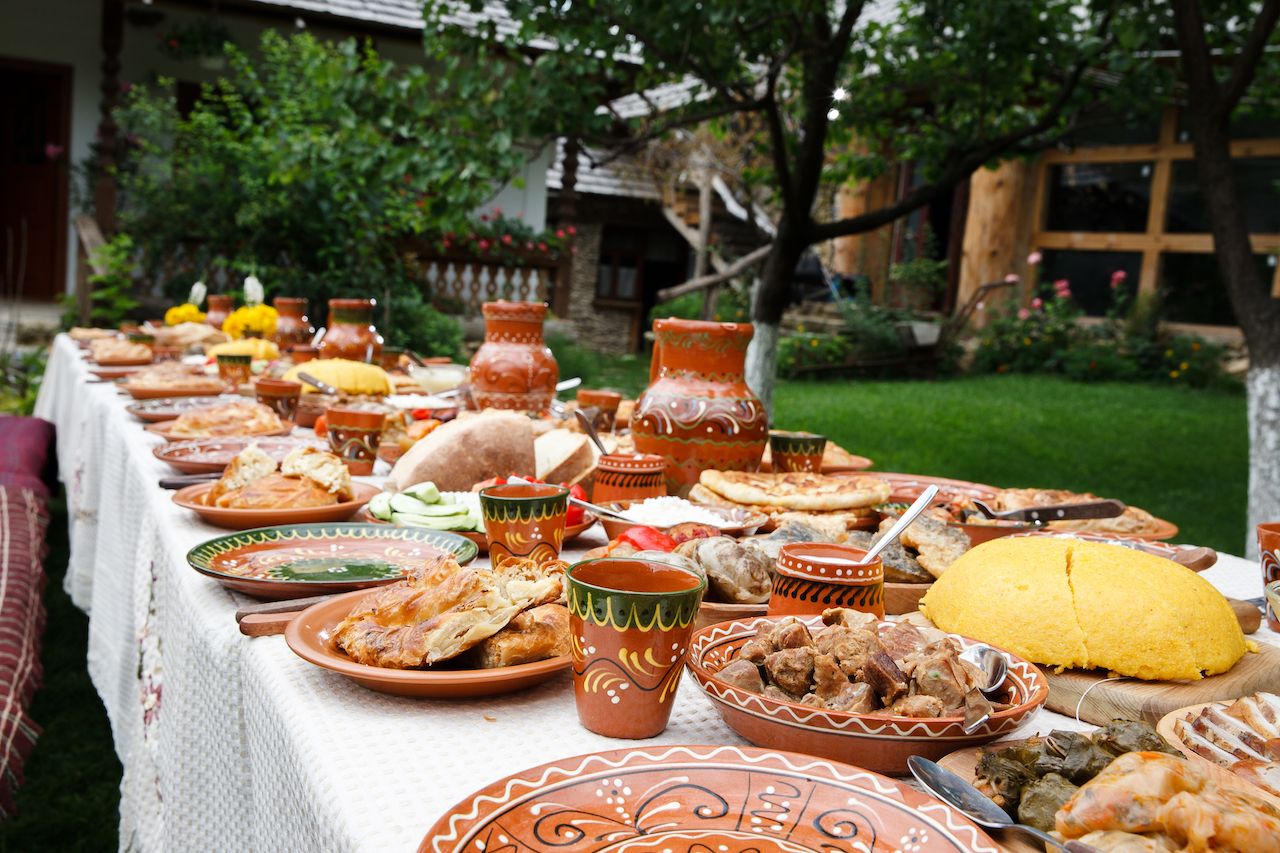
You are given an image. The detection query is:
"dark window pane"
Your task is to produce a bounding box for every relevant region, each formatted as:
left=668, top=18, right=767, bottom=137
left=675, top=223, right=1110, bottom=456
left=1045, top=163, right=1153, bottom=232
left=1040, top=250, right=1142, bottom=317
left=1178, top=111, right=1280, bottom=141
left=1064, top=109, right=1162, bottom=146
left=1167, top=159, right=1280, bottom=234
left=1159, top=252, right=1275, bottom=326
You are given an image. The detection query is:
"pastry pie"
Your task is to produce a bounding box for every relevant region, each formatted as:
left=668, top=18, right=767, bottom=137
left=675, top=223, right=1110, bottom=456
left=90, top=338, right=152, bottom=362
left=124, top=363, right=225, bottom=394
left=471, top=603, right=570, bottom=668
left=206, top=444, right=353, bottom=508
left=333, top=557, right=565, bottom=668
left=169, top=401, right=284, bottom=438
left=698, top=470, right=891, bottom=512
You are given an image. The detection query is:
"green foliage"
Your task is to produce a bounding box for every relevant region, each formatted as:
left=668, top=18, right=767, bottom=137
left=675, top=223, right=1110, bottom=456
left=0, top=348, right=47, bottom=415
left=58, top=234, right=140, bottom=330
left=112, top=31, right=529, bottom=343
left=384, top=291, right=464, bottom=361
left=649, top=284, right=751, bottom=325
left=837, top=285, right=909, bottom=359
left=778, top=333, right=853, bottom=377
left=546, top=333, right=649, bottom=397
left=158, top=17, right=233, bottom=60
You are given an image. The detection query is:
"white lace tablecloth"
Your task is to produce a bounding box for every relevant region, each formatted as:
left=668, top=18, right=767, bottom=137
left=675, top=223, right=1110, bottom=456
left=34, top=333, right=1275, bottom=851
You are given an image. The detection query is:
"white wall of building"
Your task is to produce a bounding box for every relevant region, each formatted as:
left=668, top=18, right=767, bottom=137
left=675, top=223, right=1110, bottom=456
left=0, top=0, right=548, bottom=296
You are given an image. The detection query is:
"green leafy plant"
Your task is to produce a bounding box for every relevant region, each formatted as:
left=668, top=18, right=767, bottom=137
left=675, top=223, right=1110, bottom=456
left=778, top=333, right=853, bottom=377
left=383, top=290, right=464, bottom=361
left=157, top=18, right=234, bottom=61
left=58, top=234, right=140, bottom=329
left=0, top=348, right=48, bottom=416
left=649, top=283, right=750, bottom=325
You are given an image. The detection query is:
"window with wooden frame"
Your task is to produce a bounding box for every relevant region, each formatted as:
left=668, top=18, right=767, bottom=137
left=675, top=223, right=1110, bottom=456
left=1029, top=106, right=1280, bottom=327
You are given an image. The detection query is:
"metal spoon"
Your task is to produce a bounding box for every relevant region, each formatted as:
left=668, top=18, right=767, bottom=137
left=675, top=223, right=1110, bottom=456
left=297, top=372, right=340, bottom=396
left=959, top=644, right=1009, bottom=699
left=864, top=485, right=940, bottom=564
left=908, top=757, right=1099, bottom=852
left=573, top=409, right=609, bottom=456
left=506, top=476, right=635, bottom=523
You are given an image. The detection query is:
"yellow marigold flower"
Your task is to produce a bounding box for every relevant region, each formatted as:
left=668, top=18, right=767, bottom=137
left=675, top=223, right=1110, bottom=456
left=809, top=338, right=819, bottom=347
left=1165, top=349, right=1174, bottom=358
left=1191, top=341, right=1201, bottom=351
left=1180, top=361, right=1189, bottom=371
left=222, top=305, right=279, bottom=340
left=165, top=303, right=206, bottom=325
left=1023, top=337, right=1032, bottom=346
left=1170, top=370, right=1180, bottom=379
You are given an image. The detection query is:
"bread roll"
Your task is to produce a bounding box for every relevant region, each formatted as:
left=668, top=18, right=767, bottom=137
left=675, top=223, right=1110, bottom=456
left=389, top=411, right=535, bottom=492
left=281, top=446, right=352, bottom=500
left=473, top=604, right=570, bottom=668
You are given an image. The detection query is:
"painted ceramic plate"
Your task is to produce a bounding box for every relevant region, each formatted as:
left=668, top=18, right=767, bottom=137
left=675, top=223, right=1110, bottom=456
left=153, top=436, right=325, bottom=474
left=173, top=481, right=379, bottom=530
left=186, top=522, right=478, bottom=599
left=285, top=588, right=569, bottom=697
left=687, top=616, right=1049, bottom=774
left=421, top=744, right=1000, bottom=852
left=127, top=394, right=245, bottom=423
left=145, top=419, right=296, bottom=442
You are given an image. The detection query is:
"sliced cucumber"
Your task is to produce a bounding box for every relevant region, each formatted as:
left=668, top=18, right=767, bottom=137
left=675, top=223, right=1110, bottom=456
left=391, top=511, right=475, bottom=531
left=400, top=501, right=468, bottom=517
left=367, top=492, right=394, bottom=521
left=401, top=482, right=441, bottom=504
left=389, top=493, right=432, bottom=515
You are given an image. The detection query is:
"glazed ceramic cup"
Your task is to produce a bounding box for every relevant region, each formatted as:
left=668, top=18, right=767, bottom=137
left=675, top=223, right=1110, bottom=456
left=289, top=345, right=319, bottom=364
left=324, top=407, right=386, bottom=475
left=591, top=453, right=668, bottom=504
left=216, top=354, right=252, bottom=388
left=567, top=558, right=706, bottom=738
left=255, top=378, right=302, bottom=421
left=1259, top=523, right=1280, bottom=631
left=480, top=483, right=570, bottom=566
left=577, top=389, right=623, bottom=433
left=770, top=430, right=827, bottom=473
left=768, top=542, right=885, bottom=619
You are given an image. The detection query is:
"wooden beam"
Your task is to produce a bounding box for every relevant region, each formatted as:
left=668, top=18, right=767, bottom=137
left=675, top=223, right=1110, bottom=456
left=1033, top=231, right=1280, bottom=253
left=1041, top=137, right=1280, bottom=165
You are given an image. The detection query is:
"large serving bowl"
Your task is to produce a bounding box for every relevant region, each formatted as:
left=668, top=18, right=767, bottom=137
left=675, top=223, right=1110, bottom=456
left=686, top=615, right=1049, bottom=774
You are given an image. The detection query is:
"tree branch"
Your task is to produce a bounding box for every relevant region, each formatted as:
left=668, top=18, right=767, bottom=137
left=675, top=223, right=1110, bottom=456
left=1219, top=0, right=1280, bottom=113
left=655, top=243, right=772, bottom=301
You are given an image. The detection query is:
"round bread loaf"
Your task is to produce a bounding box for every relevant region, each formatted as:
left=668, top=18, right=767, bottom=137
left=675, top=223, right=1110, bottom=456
left=920, top=537, right=1245, bottom=680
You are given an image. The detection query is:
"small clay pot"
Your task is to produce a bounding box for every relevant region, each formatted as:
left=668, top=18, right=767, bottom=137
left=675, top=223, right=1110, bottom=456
left=289, top=344, right=320, bottom=365
left=479, top=483, right=569, bottom=566
left=324, top=406, right=385, bottom=475
left=216, top=354, right=252, bottom=388
left=1259, top=522, right=1280, bottom=631
left=576, top=388, right=623, bottom=433
left=566, top=558, right=706, bottom=738
left=206, top=294, right=233, bottom=330
left=769, top=430, right=827, bottom=473
left=255, top=378, right=303, bottom=421
left=378, top=347, right=405, bottom=373
left=591, top=453, right=667, bottom=504
left=768, top=542, right=884, bottom=619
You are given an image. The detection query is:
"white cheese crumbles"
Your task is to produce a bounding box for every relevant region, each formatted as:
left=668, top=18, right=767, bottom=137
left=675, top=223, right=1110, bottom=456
left=620, top=496, right=732, bottom=528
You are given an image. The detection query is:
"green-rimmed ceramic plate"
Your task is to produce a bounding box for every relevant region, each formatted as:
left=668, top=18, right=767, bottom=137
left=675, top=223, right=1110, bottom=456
left=186, top=523, right=478, bottom=600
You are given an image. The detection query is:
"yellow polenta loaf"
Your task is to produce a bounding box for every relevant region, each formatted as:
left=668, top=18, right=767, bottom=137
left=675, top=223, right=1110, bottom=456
left=920, top=537, right=1245, bottom=680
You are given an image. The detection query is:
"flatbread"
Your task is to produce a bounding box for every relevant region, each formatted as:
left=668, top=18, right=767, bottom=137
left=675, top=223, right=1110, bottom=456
left=699, top=470, right=891, bottom=512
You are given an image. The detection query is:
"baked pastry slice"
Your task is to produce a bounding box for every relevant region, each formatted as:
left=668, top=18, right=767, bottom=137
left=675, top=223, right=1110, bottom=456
left=281, top=446, right=353, bottom=500
left=207, top=444, right=277, bottom=504
left=472, top=603, right=570, bottom=668
left=333, top=558, right=564, bottom=668
left=212, top=472, right=339, bottom=509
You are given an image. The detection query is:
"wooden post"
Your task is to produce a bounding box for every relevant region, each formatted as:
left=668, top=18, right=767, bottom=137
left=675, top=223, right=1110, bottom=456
left=94, top=0, right=124, bottom=235
left=957, top=158, right=1034, bottom=320
left=696, top=169, right=715, bottom=319
left=552, top=138, right=579, bottom=317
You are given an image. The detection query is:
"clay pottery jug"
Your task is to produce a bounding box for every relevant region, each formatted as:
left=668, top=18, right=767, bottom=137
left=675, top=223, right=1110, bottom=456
left=566, top=558, right=705, bottom=738
left=468, top=301, right=559, bottom=413
left=591, top=453, right=668, bottom=504
left=320, top=298, right=383, bottom=363
left=632, top=319, right=767, bottom=495
left=205, top=294, right=233, bottom=330
left=272, top=297, right=314, bottom=349
left=768, top=543, right=885, bottom=619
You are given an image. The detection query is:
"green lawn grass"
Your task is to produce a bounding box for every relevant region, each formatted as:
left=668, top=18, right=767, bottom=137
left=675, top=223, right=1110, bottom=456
left=774, top=375, right=1248, bottom=554
left=1, top=496, right=121, bottom=852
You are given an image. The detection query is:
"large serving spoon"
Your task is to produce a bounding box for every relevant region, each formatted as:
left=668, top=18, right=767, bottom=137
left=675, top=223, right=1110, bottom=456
left=908, top=757, right=1100, bottom=852
left=959, top=644, right=1009, bottom=699
left=573, top=409, right=609, bottom=456
left=863, top=484, right=940, bottom=564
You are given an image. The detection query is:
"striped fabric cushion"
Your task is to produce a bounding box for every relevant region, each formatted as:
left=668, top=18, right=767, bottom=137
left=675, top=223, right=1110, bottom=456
left=0, top=417, right=55, bottom=498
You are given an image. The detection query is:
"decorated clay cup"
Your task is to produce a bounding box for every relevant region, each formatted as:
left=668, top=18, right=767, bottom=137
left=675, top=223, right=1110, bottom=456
left=289, top=344, right=319, bottom=364
left=1259, top=523, right=1280, bottom=631
left=577, top=388, right=623, bottom=433
left=770, top=430, right=827, bottom=473
left=768, top=542, right=884, bottom=619
left=216, top=354, right=252, bottom=389
left=479, top=483, right=570, bottom=566
left=324, top=406, right=386, bottom=475
left=255, top=378, right=303, bottom=421
left=591, top=453, right=668, bottom=504
left=567, top=558, right=706, bottom=738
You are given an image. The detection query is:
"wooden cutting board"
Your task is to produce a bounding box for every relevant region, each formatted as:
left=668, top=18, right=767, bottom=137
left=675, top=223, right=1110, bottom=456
left=1045, top=642, right=1280, bottom=725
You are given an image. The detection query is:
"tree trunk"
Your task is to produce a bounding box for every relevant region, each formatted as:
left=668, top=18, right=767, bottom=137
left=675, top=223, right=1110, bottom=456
left=747, top=225, right=809, bottom=419
left=746, top=304, right=779, bottom=418
left=1249, top=365, right=1280, bottom=557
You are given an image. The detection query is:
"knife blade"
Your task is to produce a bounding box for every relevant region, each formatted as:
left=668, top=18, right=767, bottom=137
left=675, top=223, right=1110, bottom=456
left=971, top=499, right=1125, bottom=523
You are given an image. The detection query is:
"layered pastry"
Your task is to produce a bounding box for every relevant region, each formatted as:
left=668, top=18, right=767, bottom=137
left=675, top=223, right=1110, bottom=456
left=123, top=363, right=225, bottom=394
left=168, top=401, right=284, bottom=438
left=207, top=445, right=353, bottom=509
left=90, top=338, right=152, bottom=363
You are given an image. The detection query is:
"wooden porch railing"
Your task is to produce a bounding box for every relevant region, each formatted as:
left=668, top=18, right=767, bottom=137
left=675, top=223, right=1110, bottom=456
left=73, top=214, right=108, bottom=326
left=401, top=244, right=562, bottom=315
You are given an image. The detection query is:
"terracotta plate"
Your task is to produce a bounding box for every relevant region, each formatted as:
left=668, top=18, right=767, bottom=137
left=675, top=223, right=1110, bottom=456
left=90, top=356, right=153, bottom=367
left=285, top=588, right=568, bottom=697
left=153, top=436, right=325, bottom=475
left=173, top=481, right=379, bottom=530
left=146, top=419, right=296, bottom=442
left=127, top=394, right=245, bottom=423
left=186, top=522, right=478, bottom=599
left=124, top=382, right=227, bottom=400
left=90, top=365, right=149, bottom=380
left=421, top=743, right=1000, bottom=852
left=598, top=500, right=769, bottom=541
left=864, top=471, right=1001, bottom=503
left=687, top=615, right=1049, bottom=774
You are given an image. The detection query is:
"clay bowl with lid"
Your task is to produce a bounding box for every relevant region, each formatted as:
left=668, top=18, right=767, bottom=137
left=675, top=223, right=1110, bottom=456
left=686, top=614, right=1049, bottom=773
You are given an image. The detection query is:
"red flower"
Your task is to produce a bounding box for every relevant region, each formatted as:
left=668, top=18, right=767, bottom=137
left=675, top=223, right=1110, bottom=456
left=501, top=234, right=512, bottom=245
left=556, top=229, right=565, bottom=239
left=416, top=199, right=425, bottom=208
left=492, top=206, right=503, bottom=216
left=567, top=226, right=577, bottom=236
left=168, top=38, right=179, bottom=48
left=525, top=241, right=534, bottom=250
left=537, top=242, right=547, bottom=252
left=1110, top=270, right=1127, bottom=289
left=478, top=239, right=491, bottom=251
left=403, top=174, right=412, bottom=183
left=479, top=213, right=489, bottom=223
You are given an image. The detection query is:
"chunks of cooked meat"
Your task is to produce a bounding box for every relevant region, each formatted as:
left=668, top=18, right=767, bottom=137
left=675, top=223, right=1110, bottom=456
left=716, top=614, right=999, bottom=720
left=764, top=647, right=816, bottom=697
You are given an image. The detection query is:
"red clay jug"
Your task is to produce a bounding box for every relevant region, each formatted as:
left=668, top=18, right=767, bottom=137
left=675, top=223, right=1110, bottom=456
left=468, top=301, right=559, bottom=414
left=632, top=319, right=767, bottom=495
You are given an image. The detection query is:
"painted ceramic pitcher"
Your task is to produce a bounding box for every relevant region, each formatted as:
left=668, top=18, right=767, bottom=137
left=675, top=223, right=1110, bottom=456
left=468, top=301, right=559, bottom=413
left=321, top=298, right=383, bottom=363
left=632, top=319, right=768, bottom=495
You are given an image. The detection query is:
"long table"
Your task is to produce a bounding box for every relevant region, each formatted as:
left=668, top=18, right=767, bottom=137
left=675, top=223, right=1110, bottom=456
left=35, top=333, right=1269, bottom=851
